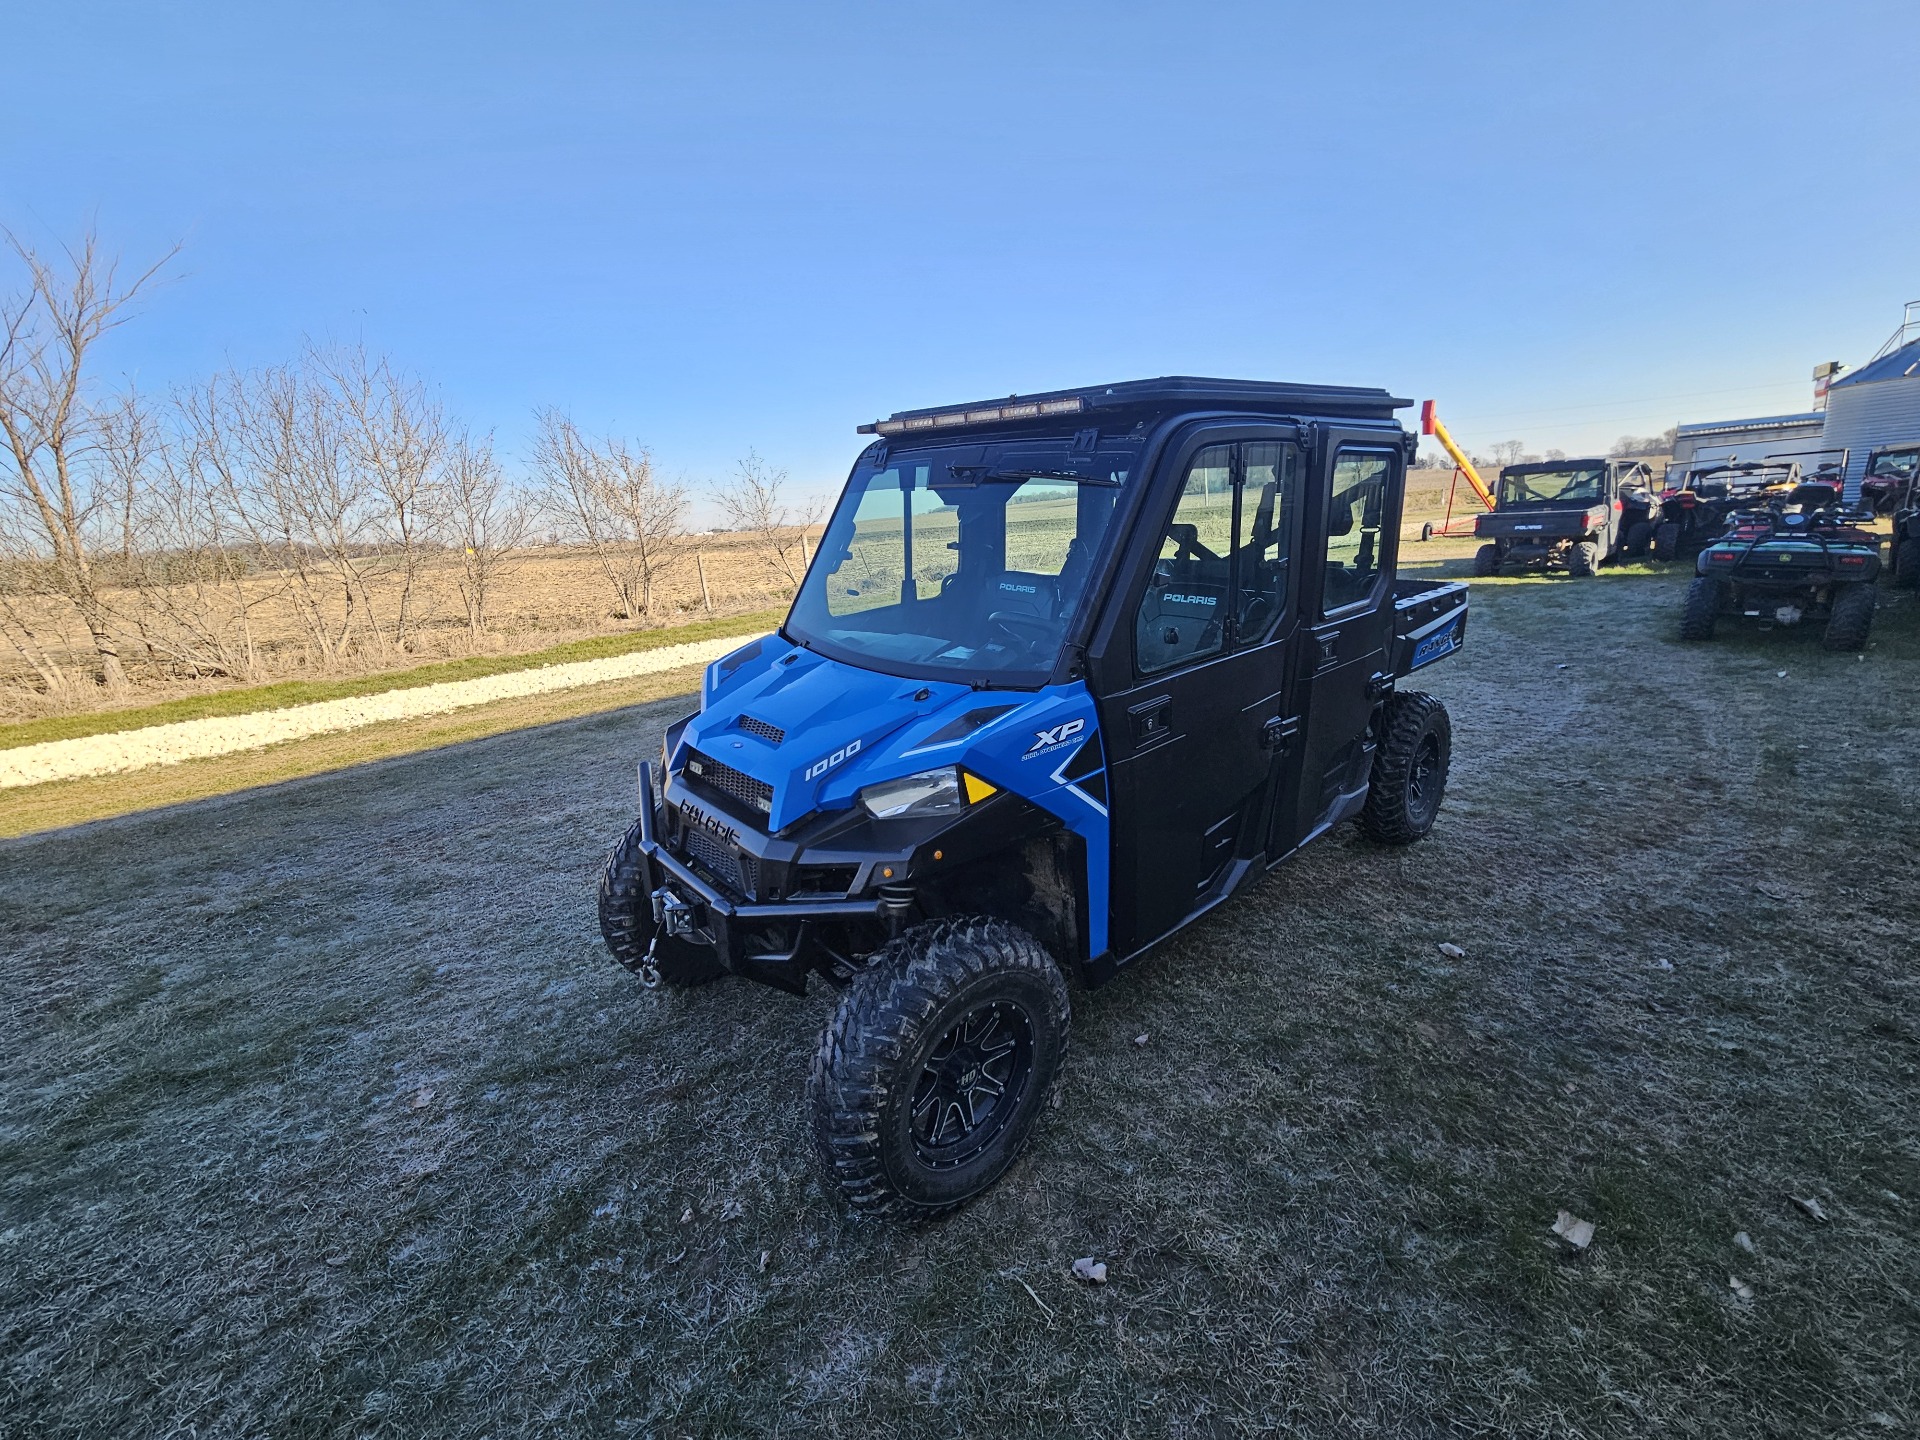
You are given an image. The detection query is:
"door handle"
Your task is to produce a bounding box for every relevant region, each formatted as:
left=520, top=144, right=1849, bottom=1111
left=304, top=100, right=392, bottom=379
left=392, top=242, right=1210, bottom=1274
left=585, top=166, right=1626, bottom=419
left=1315, top=632, right=1341, bottom=670
left=1129, top=695, right=1172, bottom=745
left=1262, top=715, right=1301, bottom=753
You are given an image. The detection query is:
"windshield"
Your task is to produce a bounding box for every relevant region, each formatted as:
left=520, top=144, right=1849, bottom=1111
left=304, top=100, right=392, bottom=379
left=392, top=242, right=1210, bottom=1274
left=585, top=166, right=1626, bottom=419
left=1497, top=466, right=1604, bottom=505
left=786, top=435, right=1139, bottom=685
left=1869, top=448, right=1919, bottom=482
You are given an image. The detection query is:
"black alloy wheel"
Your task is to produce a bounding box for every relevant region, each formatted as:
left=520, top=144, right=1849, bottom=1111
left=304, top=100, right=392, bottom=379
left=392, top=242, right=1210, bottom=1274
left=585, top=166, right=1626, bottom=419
left=909, top=1000, right=1036, bottom=1170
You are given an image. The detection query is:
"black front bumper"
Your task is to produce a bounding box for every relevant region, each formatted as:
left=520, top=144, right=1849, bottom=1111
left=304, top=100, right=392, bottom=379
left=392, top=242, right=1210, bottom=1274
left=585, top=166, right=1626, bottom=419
left=635, top=762, right=885, bottom=992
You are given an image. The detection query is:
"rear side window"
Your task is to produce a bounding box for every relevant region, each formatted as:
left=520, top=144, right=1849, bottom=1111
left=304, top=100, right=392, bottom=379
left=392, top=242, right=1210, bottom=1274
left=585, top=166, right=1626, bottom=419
left=1135, top=445, right=1233, bottom=674
left=1322, top=452, right=1393, bottom=614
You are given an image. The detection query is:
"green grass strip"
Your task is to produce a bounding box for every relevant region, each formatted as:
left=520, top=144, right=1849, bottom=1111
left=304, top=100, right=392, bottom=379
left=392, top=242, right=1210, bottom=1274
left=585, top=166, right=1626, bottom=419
left=0, top=609, right=784, bottom=751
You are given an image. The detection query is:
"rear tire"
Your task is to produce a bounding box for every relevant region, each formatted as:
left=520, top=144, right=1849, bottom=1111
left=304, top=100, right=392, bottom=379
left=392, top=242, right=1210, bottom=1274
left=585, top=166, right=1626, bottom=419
left=1472, top=544, right=1499, bottom=577
left=598, top=819, right=727, bottom=987
left=1624, top=520, right=1653, bottom=558
left=1679, top=576, right=1722, bottom=641
left=1894, top=536, right=1920, bottom=589
left=1419, top=521, right=1434, bottom=542
left=1358, top=692, right=1451, bottom=845
left=1653, top=521, right=1682, bottom=561
left=1569, top=540, right=1599, bottom=577
left=1823, top=584, right=1875, bottom=651
left=810, top=918, right=1069, bottom=1220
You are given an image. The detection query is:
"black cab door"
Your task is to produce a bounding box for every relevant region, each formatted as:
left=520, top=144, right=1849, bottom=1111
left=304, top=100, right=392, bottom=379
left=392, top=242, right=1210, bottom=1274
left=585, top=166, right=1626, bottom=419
left=1276, top=433, right=1404, bottom=853
left=1096, top=427, right=1306, bottom=957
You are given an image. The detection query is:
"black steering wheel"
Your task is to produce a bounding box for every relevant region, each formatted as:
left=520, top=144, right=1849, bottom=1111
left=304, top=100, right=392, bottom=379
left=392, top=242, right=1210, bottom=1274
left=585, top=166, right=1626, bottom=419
left=987, top=610, right=1056, bottom=646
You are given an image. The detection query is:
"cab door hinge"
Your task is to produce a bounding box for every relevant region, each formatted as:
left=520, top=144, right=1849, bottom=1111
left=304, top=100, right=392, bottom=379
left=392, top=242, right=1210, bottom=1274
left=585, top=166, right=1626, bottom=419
left=1262, top=714, right=1301, bottom=753
left=1366, top=670, right=1395, bottom=701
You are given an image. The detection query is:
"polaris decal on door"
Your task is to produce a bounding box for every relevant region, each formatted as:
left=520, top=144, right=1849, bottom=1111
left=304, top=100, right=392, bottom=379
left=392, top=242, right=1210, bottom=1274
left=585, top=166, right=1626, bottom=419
left=1023, top=717, right=1086, bottom=758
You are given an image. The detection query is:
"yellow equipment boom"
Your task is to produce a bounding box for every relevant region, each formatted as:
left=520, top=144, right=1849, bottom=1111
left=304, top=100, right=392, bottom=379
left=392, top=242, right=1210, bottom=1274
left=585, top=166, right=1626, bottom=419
left=1420, top=400, right=1496, bottom=512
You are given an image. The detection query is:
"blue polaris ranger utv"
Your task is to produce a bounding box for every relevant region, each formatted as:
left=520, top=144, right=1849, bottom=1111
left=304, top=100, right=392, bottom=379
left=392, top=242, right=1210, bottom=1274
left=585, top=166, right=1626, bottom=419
left=597, top=377, right=1467, bottom=1218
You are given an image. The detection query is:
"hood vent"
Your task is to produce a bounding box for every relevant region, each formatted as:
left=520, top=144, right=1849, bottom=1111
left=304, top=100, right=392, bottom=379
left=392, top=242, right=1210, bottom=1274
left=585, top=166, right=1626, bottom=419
left=738, top=714, right=785, bottom=745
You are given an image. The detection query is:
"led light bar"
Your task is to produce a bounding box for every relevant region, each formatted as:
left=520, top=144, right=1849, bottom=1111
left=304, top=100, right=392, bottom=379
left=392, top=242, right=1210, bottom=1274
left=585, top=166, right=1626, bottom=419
left=861, top=394, right=1084, bottom=436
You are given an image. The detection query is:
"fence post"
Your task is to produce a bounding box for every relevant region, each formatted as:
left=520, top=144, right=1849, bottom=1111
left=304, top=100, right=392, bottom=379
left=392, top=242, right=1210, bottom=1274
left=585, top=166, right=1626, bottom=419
left=696, top=552, right=713, bottom=613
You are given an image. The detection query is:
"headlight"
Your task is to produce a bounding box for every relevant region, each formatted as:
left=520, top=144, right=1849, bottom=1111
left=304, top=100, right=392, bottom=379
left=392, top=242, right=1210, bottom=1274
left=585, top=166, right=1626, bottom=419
left=858, top=767, right=966, bottom=819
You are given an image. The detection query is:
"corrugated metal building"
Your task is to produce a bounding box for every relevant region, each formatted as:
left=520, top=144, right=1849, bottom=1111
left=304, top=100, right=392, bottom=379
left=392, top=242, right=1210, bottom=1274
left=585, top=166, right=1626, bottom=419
left=1671, top=412, right=1826, bottom=469
left=1822, top=336, right=1920, bottom=497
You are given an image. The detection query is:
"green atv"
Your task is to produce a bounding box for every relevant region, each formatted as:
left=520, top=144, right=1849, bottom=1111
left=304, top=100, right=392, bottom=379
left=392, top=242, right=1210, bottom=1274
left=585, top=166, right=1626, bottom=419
left=1680, top=495, right=1880, bottom=650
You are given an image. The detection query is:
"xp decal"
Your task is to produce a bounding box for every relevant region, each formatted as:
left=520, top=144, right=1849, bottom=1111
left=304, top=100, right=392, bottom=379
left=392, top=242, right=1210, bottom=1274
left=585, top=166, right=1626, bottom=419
left=1023, top=716, right=1086, bottom=758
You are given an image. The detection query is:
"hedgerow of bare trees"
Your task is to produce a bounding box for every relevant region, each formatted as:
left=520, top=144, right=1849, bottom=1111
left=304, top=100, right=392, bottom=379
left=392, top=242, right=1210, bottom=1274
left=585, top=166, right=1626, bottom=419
left=1, top=225, right=826, bottom=710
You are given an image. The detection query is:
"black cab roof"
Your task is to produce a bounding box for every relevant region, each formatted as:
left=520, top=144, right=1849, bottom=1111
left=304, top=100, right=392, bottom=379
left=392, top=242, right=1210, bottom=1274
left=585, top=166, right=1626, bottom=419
left=1498, top=457, right=1610, bottom=475
left=859, top=375, right=1411, bottom=437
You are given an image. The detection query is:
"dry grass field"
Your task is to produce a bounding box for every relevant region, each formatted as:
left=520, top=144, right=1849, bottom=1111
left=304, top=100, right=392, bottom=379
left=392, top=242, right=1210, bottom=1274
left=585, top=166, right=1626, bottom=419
left=4, top=552, right=1916, bottom=1438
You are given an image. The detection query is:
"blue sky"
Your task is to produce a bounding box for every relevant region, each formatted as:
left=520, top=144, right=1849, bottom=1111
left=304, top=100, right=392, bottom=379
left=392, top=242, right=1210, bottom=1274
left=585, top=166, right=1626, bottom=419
left=4, top=1, right=1916, bottom=509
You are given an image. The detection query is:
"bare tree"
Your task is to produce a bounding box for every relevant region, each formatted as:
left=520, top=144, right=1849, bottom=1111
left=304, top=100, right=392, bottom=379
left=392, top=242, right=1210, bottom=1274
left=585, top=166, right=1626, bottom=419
left=0, top=507, right=74, bottom=696
left=0, top=228, right=176, bottom=688
left=247, top=360, right=390, bottom=659
left=711, top=450, right=824, bottom=591
left=1488, top=440, right=1527, bottom=469
left=105, top=390, right=275, bottom=680
left=531, top=410, right=686, bottom=619
left=439, top=427, right=528, bottom=637
left=319, top=344, right=448, bottom=651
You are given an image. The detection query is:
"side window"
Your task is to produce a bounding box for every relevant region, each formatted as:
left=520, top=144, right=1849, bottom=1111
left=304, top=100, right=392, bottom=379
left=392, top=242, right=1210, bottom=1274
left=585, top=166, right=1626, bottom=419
left=1236, top=442, right=1295, bottom=642
left=1322, top=452, right=1392, bottom=614
left=1135, top=445, right=1233, bottom=674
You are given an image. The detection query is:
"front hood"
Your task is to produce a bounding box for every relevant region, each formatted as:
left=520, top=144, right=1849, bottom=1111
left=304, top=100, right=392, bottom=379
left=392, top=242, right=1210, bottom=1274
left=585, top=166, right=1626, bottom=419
left=678, top=637, right=1092, bottom=834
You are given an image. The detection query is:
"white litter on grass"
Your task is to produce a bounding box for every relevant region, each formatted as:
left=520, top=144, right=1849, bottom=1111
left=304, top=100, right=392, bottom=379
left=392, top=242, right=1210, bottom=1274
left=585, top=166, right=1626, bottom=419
left=1729, top=1275, right=1754, bottom=1301
left=1551, top=1211, right=1595, bottom=1250
left=1072, top=1257, right=1108, bottom=1283
left=1438, top=942, right=1466, bottom=959
left=0, top=634, right=754, bottom=789
left=1734, top=1231, right=1755, bottom=1254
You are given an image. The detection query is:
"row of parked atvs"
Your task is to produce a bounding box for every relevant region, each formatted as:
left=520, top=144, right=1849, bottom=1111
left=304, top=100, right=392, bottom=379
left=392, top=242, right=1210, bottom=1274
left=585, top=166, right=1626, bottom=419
left=1466, top=446, right=1920, bottom=651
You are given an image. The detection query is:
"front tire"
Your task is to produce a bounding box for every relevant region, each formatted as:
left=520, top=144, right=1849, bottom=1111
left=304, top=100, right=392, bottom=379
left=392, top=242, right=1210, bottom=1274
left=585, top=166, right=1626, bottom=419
left=1679, top=575, right=1722, bottom=641
left=810, top=918, right=1069, bottom=1220
left=1569, top=540, right=1600, bottom=577
left=1358, top=692, right=1451, bottom=845
left=597, top=819, right=727, bottom=987
left=1894, top=536, right=1920, bottom=589
left=1653, top=520, right=1682, bottom=561
left=1624, top=519, right=1653, bottom=558
left=1823, top=584, right=1875, bottom=651
left=1472, top=544, right=1499, bottom=577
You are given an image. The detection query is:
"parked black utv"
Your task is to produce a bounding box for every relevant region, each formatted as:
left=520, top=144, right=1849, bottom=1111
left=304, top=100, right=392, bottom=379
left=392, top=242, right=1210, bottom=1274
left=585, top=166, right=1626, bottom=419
left=1471, top=459, right=1656, bottom=577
